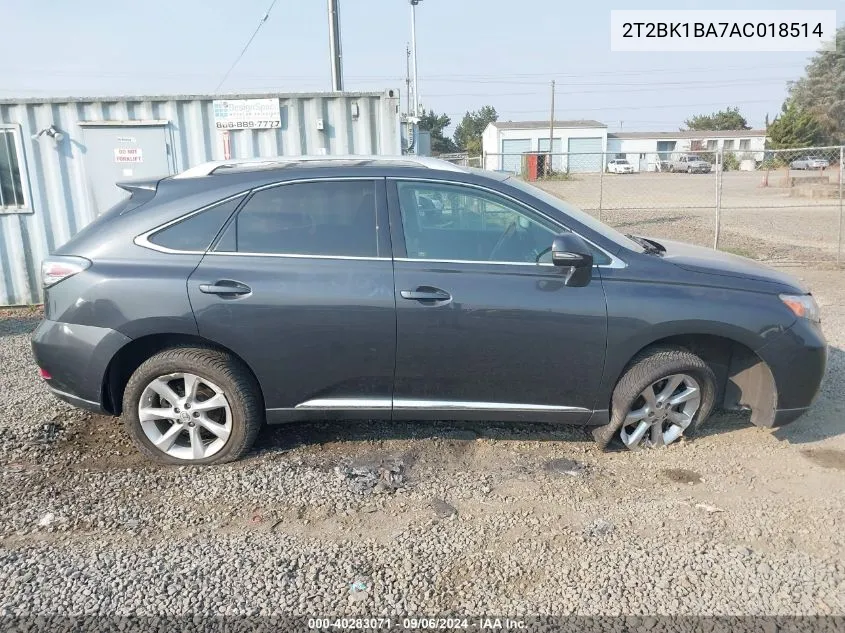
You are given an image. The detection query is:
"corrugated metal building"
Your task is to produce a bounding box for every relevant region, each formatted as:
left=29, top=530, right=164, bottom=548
left=0, top=90, right=401, bottom=306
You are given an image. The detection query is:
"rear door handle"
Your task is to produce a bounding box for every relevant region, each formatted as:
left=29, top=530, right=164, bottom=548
left=199, top=281, right=252, bottom=296
left=400, top=288, right=452, bottom=301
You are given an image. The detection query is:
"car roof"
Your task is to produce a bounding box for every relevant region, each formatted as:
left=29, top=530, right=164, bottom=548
left=162, top=156, right=512, bottom=193
left=173, top=155, right=470, bottom=178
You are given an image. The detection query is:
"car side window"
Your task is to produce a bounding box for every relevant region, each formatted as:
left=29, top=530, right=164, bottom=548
left=148, top=195, right=245, bottom=252
left=396, top=181, right=586, bottom=265
left=216, top=180, right=378, bottom=257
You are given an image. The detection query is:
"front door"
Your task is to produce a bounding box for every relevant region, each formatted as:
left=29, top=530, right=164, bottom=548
left=187, top=178, right=396, bottom=423
left=388, top=179, right=608, bottom=423
left=80, top=123, right=173, bottom=214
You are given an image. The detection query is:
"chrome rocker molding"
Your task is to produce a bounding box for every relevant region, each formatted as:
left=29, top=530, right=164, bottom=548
left=289, top=398, right=588, bottom=412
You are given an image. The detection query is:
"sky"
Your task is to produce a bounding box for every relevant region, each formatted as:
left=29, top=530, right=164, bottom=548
left=0, top=0, right=841, bottom=133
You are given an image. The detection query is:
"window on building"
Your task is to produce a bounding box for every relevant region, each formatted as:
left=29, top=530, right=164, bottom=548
left=219, top=180, right=379, bottom=257
left=739, top=139, right=751, bottom=150
left=724, top=140, right=735, bottom=150
left=705, top=140, right=718, bottom=150
left=0, top=127, right=27, bottom=212
left=149, top=195, right=245, bottom=252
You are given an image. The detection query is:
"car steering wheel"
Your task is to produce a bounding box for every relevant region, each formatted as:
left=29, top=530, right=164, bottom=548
left=489, top=222, right=517, bottom=261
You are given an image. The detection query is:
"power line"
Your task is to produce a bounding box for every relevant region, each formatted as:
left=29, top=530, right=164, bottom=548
left=214, top=0, right=279, bottom=93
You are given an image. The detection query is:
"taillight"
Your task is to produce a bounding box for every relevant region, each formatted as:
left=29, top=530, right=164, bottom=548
left=41, top=256, right=91, bottom=289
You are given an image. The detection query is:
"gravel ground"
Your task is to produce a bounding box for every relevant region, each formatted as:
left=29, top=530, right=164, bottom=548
left=0, top=267, right=844, bottom=623
left=536, top=172, right=845, bottom=263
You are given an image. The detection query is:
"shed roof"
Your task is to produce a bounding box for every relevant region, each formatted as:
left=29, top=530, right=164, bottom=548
left=608, top=129, right=767, bottom=140
left=491, top=119, right=607, bottom=130
left=0, top=91, right=391, bottom=105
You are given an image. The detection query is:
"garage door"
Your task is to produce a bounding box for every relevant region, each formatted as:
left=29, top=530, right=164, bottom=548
left=538, top=138, right=564, bottom=172
left=501, top=139, right=531, bottom=174
left=567, top=137, right=603, bottom=173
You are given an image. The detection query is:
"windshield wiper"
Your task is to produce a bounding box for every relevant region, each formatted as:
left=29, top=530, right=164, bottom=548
left=625, top=234, right=664, bottom=255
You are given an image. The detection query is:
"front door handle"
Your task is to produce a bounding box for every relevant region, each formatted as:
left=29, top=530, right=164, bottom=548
left=400, top=288, right=452, bottom=302
left=199, top=281, right=252, bottom=296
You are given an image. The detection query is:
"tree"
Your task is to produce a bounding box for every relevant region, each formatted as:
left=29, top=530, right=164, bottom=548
left=417, top=109, right=458, bottom=155
left=683, top=107, right=750, bottom=131
left=453, top=106, right=498, bottom=155
left=788, top=24, right=845, bottom=144
left=767, top=101, right=825, bottom=149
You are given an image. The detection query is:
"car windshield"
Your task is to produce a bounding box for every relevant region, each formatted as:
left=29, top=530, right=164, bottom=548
left=504, top=177, right=645, bottom=253
left=617, top=160, right=629, bottom=165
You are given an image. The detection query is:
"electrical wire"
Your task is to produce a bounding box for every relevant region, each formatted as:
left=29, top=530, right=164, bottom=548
left=214, top=0, right=279, bottom=93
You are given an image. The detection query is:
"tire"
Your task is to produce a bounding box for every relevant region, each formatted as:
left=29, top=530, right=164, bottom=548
left=122, top=346, right=263, bottom=465
left=596, top=347, right=717, bottom=451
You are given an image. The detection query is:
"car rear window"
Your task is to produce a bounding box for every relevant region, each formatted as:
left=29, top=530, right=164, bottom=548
left=148, top=195, right=245, bottom=252
left=216, top=180, right=379, bottom=258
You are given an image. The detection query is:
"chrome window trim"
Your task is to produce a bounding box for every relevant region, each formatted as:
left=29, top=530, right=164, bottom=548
left=206, top=252, right=390, bottom=262
left=389, top=177, right=627, bottom=269
left=134, top=192, right=247, bottom=255
left=285, top=397, right=588, bottom=413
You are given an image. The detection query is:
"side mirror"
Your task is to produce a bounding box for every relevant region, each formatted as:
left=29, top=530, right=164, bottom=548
left=551, top=233, right=593, bottom=287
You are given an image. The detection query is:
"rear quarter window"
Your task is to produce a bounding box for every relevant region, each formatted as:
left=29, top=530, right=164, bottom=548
left=148, top=195, right=245, bottom=252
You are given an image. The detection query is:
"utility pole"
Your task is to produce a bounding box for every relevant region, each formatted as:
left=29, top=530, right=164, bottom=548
left=547, top=79, right=555, bottom=176
left=328, top=0, right=343, bottom=91
left=405, top=44, right=412, bottom=116
left=410, top=0, right=422, bottom=118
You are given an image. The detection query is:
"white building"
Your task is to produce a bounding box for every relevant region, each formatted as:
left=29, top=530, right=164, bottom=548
left=481, top=121, right=768, bottom=174
left=482, top=120, right=607, bottom=173
left=607, top=129, right=768, bottom=172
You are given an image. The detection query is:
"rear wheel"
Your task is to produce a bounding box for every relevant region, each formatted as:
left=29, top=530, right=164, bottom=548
left=122, top=347, right=263, bottom=465
left=610, top=348, right=716, bottom=450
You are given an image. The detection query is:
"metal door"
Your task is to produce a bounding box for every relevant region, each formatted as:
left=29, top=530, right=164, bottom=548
left=80, top=123, right=173, bottom=214
left=501, top=139, right=531, bottom=174
left=567, top=137, right=603, bottom=173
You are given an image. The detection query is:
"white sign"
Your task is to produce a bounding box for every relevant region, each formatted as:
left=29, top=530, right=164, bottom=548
left=213, top=98, right=282, bottom=130
left=611, top=10, right=836, bottom=52
left=114, top=147, right=143, bottom=163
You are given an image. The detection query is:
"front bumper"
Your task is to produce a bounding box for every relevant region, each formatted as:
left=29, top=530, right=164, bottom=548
left=31, top=320, right=131, bottom=413
left=755, top=317, right=827, bottom=427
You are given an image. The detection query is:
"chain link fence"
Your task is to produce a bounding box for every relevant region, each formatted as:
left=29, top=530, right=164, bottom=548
left=481, top=147, right=845, bottom=264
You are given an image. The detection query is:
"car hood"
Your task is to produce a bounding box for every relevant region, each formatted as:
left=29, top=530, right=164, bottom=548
left=648, top=238, right=808, bottom=293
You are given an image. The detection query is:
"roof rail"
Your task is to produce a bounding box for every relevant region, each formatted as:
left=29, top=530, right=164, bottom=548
left=171, top=155, right=469, bottom=178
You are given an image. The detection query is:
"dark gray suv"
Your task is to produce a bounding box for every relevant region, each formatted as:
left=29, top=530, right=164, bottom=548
left=31, top=157, right=827, bottom=465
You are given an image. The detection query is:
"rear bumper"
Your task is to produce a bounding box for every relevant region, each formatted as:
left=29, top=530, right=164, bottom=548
left=46, top=384, right=106, bottom=414
left=31, top=319, right=130, bottom=412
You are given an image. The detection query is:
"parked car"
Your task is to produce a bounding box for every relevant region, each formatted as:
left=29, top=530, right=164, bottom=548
left=32, top=156, right=827, bottom=465
left=607, top=159, right=634, bottom=174
left=670, top=154, right=712, bottom=173
left=789, top=156, right=830, bottom=170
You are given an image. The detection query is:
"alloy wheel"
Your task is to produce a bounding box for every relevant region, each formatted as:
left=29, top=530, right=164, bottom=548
left=138, top=372, right=232, bottom=461
left=620, top=373, right=701, bottom=449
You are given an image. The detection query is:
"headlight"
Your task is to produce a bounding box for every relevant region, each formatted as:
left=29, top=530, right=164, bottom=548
left=779, top=294, right=821, bottom=323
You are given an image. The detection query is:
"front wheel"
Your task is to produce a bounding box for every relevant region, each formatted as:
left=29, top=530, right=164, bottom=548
left=122, top=347, right=264, bottom=465
left=610, top=348, right=716, bottom=450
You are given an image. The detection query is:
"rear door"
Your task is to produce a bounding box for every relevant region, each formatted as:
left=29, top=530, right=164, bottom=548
left=387, top=178, right=608, bottom=423
left=187, top=177, right=396, bottom=422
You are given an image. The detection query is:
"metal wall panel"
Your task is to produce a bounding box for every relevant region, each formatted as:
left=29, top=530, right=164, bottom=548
left=0, top=91, right=401, bottom=305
